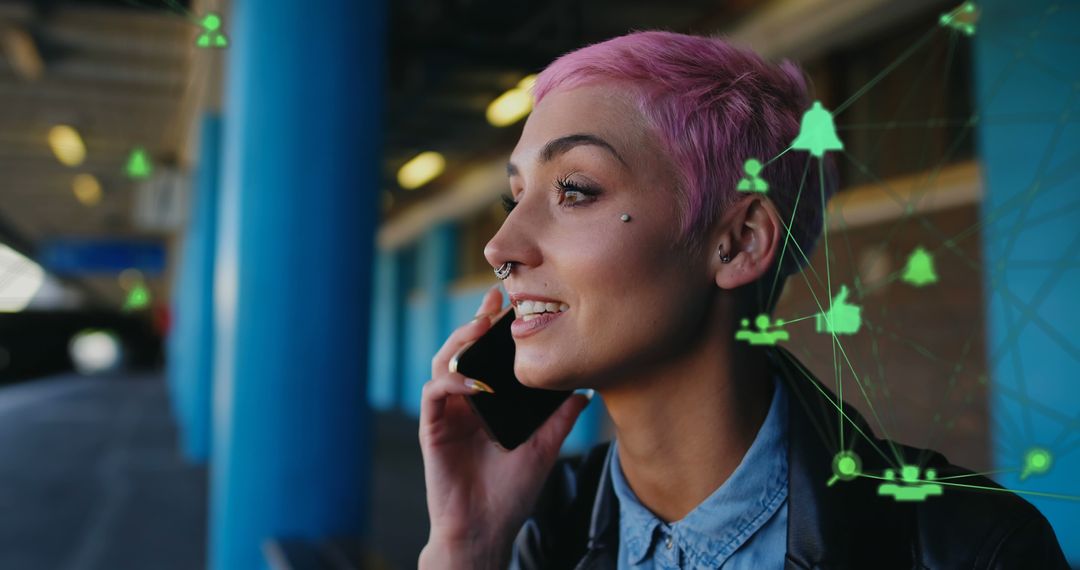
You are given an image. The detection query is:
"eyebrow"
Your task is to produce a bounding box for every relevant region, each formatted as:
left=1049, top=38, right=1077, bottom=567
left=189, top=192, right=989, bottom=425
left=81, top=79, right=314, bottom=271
left=506, top=133, right=628, bottom=178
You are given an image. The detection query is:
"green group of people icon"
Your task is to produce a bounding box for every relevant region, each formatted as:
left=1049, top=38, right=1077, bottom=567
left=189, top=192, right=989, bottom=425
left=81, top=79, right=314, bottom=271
left=735, top=314, right=789, bottom=346
left=878, top=465, right=943, bottom=502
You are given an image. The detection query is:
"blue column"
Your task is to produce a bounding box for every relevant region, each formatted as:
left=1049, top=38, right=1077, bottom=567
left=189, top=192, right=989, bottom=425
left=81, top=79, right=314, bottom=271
left=403, top=225, right=456, bottom=416
left=368, top=249, right=400, bottom=411
left=172, top=114, right=222, bottom=462
left=209, top=0, right=384, bottom=568
left=974, top=0, right=1080, bottom=560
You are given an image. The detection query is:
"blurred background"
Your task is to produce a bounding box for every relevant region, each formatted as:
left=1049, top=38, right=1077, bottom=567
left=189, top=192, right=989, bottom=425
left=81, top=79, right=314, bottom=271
left=0, top=0, right=1077, bottom=568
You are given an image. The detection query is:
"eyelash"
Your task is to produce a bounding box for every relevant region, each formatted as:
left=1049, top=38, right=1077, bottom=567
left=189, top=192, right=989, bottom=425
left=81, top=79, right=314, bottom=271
left=501, top=176, right=599, bottom=214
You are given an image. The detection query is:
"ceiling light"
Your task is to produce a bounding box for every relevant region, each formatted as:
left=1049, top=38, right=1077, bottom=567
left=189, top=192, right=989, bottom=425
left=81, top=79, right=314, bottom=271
left=397, top=151, right=445, bottom=190
left=486, top=74, right=537, bottom=127
left=48, top=125, right=86, bottom=167
left=0, top=26, right=44, bottom=81
left=0, top=243, right=44, bottom=312
left=72, top=174, right=102, bottom=206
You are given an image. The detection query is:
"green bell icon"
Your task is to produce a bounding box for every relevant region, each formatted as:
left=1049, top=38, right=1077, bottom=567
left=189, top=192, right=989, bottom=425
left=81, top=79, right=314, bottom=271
left=902, top=246, right=938, bottom=287
left=123, top=282, right=151, bottom=312
left=125, top=147, right=153, bottom=180
left=791, top=101, right=844, bottom=158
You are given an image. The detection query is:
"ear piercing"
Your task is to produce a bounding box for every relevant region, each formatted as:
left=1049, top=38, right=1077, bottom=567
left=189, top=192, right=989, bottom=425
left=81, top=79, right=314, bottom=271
left=719, top=247, right=732, bottom=263
left=620, top=213, right=631, bottom=222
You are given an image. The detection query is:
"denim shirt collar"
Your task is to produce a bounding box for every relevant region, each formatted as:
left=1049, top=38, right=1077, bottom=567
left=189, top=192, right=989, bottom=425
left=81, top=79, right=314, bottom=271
left=609, top=374, right=788, bottom=567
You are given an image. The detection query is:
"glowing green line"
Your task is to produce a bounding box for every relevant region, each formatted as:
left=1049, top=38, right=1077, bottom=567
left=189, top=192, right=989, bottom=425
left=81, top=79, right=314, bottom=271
left=780, top=230, right=906, bottom=466
left=764, top=144, right=793, bottom=167
left=933, top=468, right=1021, bottom=481
left=778, top=351, right=897, bottom=467
left=834, top=26, right=939, bottom=116
left=858, top=473, right=1080, bottom=502
left=818, top=156, right=841, bottom=451
left=768, top=157, right=812, bottom=307
left=781, top=314, right=818, bottom=325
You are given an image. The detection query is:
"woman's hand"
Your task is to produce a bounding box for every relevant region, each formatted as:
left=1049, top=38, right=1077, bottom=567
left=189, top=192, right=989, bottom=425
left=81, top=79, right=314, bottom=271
left=417, top=285, right=591, bottom=569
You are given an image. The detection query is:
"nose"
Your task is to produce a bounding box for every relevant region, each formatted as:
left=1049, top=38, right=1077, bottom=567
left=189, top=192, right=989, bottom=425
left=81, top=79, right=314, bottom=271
left=483, top=204, right=540, bottom=275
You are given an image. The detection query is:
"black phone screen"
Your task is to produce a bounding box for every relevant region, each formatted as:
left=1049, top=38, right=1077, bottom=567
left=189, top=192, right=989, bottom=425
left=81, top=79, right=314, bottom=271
left=452, top=307, right=573, bottom=450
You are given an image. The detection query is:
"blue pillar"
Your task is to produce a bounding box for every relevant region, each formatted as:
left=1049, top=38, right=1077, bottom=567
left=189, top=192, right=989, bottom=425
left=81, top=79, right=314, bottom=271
left=368, top=249, right=400, bottom=411
left=171, top=114, right=222, bottom=462
left=403, top=225, right=456, bottom=416
left=209, top=0, right=384, bottom=568
left=974, top=0, right=1080, bottom=560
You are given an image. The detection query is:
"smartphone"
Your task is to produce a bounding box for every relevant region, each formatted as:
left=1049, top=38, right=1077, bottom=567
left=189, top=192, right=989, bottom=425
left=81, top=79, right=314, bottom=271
left=448, top=305, right=573, bottom=450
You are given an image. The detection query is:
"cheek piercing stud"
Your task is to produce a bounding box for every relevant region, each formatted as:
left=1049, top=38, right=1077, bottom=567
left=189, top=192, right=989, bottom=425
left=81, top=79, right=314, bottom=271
left=620, top=213, right=631, bottom=222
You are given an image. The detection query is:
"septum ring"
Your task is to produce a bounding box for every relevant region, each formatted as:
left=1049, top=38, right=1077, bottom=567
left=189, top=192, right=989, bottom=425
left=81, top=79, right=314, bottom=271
left=494, top=262, right=513, bottom=280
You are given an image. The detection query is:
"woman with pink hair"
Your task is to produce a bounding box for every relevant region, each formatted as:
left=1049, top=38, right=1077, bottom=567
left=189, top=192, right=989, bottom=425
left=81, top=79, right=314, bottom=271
left=417, top=31, right=1065, bottom=569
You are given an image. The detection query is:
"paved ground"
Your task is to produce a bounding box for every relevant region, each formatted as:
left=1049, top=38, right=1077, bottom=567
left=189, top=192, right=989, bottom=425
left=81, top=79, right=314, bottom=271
left=0, top=373, right=430, bottom=570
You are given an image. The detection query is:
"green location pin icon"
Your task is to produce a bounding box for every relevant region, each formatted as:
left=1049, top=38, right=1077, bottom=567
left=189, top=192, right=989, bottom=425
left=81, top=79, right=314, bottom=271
left=1020, top=448, right=1052, bottom=481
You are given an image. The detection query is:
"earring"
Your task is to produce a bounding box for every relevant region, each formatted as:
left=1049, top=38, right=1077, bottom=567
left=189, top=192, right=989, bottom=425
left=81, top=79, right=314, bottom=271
left=718, top=247, right=732, bottom=264
left=620, top=213, right=631, bottom=222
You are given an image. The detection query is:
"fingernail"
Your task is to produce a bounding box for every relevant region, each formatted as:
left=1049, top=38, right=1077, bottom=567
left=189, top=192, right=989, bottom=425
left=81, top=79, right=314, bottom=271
left=471, top=313, right=492, bottom=325
left=575, top=388, right=595, bottom=401
left=465, top=378, right=496, bottom=394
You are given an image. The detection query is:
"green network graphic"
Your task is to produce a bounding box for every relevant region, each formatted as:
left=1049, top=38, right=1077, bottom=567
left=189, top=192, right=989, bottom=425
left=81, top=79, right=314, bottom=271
left=0, top=0, right=1074, bottom=518
left=790, top=101, right=844, bottom=158
left=741, top=0, right=1080, bottom=508
left=197, top=12, right=229, bottom=48
left=814, top=285, right=862, bottom=335
left=877, top=466, right=944, bottom=502
left=940, top=1, right=980, bottom=36
left=123, top=281, right=151, bottom=312
left=124, top=147, right=153, bottom=180
left=827, top=450, right=863, bottom=486
left=735, top=314, right=789, bottom=346
left=902, top=246, right=939, bottom=287
left=1022, top=448, right=1052, bottom=480
left=737, top=158, right=769, bottom=193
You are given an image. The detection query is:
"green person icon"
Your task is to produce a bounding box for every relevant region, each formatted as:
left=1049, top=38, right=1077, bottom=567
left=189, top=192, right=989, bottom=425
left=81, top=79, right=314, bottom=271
left=736, top=158, right=769, bottom=193
left=902, top=245, right=938, bottom=287
left=197, top=12, right=230, bottom=48
left=791, top=100, right=844, bottom=158
left=815, top=284, right=862, bottom=335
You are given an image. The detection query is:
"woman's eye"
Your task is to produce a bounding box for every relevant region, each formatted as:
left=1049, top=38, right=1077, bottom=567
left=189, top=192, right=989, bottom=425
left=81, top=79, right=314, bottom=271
left=500, top=178, right=598, bottom=215
left=553, top=178, right=598, bottom=208
left=500, top=193, right=517, bottom=214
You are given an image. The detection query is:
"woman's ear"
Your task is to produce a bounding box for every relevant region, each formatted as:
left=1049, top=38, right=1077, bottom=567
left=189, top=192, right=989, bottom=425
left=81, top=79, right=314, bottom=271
left=714, top=195, right=782, bottom=291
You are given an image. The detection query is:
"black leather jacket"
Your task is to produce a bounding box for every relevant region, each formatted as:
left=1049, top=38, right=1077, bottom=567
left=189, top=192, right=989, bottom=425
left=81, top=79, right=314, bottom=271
left=510, top=347, right=1068, bottom=569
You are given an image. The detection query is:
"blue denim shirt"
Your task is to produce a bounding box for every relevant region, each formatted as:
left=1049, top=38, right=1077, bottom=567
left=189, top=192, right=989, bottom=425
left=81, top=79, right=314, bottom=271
left=609, top=374, right=788, bottom=569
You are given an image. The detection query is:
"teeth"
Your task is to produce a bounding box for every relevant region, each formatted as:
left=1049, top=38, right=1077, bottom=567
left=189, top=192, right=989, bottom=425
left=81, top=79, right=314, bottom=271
left=516, top=300, right=570, bottom=317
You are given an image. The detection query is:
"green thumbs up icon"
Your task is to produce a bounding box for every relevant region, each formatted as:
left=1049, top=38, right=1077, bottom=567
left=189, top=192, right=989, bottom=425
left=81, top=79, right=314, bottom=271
left=815, top=284, right=862, bottom=335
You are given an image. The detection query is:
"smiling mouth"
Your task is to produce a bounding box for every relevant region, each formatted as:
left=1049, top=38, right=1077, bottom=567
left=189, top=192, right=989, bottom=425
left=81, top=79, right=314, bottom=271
left=514, top=300, right=570, bottom=321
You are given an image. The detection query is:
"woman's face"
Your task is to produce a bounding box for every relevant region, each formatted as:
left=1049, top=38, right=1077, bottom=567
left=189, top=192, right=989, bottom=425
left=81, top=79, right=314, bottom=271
left=484, top=83, right=719, bottom=391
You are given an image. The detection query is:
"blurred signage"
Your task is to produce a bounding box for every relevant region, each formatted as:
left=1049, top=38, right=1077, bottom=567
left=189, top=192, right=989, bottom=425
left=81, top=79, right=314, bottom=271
left=39, top=239, right=166, bottom=276
left=134, top=167, right=190, bottom=231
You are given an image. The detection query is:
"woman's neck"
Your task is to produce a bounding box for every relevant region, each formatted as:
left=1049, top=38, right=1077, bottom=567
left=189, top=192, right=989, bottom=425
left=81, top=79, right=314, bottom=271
left=599, top=337, right=775, bottom=523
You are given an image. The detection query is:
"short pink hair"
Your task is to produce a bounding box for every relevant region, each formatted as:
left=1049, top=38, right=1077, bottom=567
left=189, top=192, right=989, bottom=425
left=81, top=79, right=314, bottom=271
left=532, top=30, right=837, bottom=289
